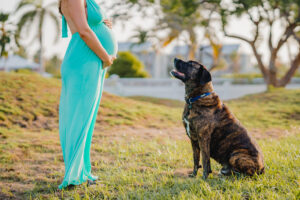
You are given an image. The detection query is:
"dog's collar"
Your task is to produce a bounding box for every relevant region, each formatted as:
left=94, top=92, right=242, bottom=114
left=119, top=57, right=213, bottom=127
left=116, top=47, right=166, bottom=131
left=183, top=91, right=213, bottom=139
left=185, top=92, right=213, bottom=105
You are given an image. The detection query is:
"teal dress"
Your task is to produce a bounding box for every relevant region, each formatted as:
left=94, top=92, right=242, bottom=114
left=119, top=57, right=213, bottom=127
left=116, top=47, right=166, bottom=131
left=58, top=0, right=117, bottom=189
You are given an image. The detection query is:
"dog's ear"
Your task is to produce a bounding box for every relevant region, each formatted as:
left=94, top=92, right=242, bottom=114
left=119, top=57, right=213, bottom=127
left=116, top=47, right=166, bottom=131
left=198, top=66, right=211, bottom=85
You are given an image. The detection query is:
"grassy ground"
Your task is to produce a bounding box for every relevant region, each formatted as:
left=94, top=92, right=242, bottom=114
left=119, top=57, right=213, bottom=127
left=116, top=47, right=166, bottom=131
left=0, top=72, right=299, bottom=199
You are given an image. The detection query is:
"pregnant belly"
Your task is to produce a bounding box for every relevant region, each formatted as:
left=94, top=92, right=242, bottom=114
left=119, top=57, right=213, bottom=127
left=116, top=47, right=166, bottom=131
left=92, top=23, right=118, bottom=56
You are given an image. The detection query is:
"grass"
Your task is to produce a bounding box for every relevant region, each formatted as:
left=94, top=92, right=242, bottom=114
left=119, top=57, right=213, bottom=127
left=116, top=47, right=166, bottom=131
left=0, top=72, right=299, bottom=199
left=0, top=72, right=181, bottom=131
left=129, top=96, right=185, bottom=108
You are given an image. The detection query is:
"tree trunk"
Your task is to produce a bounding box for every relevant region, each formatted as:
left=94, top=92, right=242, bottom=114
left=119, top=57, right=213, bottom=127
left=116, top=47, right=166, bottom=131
left=278, top=50, right=300, bottom=87
left=250, top=43, right=269, bottom=83
left=39, top=33, right=44, bottom=74
left=267, top=53, right=278, bottom=87
left=224, top=22, right=299, bottom=89
left=188, top=44, right=197, bottom=60
left=188, top=30, right=197, bottom=60
left=153, top=50, right=161, bottom=78
left=4, top=56, right=8, bottom=72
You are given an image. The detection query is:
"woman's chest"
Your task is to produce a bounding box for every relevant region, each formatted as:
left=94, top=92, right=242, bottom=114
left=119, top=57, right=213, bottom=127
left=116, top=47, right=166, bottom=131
left=87, top=0, right=106, bottom=24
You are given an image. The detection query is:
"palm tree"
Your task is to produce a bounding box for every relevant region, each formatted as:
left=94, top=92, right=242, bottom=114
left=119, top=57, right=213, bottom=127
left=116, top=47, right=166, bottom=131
left=0, top=12, right=17, bottom=72
left=130, top=28, right=152, bottom=45
left=204, top=30, right=223, bottom=71
left=15, top=0, right=60, bottom=73
left=0, top=13, right=13, bottom=57
left=158, top=0, right=218, bottom=60
left=159, top=6, right=202, bottom=60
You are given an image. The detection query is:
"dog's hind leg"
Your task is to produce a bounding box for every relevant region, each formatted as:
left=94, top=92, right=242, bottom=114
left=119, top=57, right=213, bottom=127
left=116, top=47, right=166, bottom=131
left=189, top=139, right=201, bottom=177
left=229, top=153, right=259, bottom=176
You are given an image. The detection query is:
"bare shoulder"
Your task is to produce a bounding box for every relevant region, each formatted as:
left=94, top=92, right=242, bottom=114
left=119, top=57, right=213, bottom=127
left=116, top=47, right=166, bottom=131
left=60, top=0, right=88, bottom=35
left=60, top=0, right=86, bottom=15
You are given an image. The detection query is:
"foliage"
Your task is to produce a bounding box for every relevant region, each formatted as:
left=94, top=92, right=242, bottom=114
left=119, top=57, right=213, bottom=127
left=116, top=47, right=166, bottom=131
left=154, top=0, right=222, bottom=59
left=130, top=27, right=154, bottom=45
left=221, top=0, right=300, bottom=87
left=13, top=45, right=28, bottom=58
left=110, top=0, right=221, bottom=59
left=15, top=0, right=60, bottom=72
left=14, top=68, right=36, bottom=74
left=108, top=51, right=149, bottom=78
left=45, top=55, right=62, bottom=78
left=0, top=12, right=16, bottom=57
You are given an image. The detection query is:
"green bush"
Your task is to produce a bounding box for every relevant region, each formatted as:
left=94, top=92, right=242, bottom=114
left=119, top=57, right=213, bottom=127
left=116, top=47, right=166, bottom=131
left=45, top=55, right=62, bottom=78
left=14, top=68, right=36, bottom=74
left=108, top=51, right=149, bottom=78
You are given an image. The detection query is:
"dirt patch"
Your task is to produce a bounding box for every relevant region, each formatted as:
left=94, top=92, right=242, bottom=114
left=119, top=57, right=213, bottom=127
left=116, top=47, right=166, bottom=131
left=249, top=126, right=300, bottom=140
left=173, top=168, right=193, bottom=178
left=286, top=112, right=300, bottom=121
left=94, top=124, right=299, bottom=142
left=94, top=125, right=188, bottom=141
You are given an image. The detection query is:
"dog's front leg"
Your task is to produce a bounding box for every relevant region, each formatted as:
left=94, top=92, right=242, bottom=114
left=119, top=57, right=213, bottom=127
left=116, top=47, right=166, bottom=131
left=189, top=139, right=201, bottom=177
left=199, top=136, right=211, bottom=179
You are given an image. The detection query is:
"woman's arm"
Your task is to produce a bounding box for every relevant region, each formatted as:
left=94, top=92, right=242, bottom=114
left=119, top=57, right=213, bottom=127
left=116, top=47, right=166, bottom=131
left=66, top=0, right=115, bottom=65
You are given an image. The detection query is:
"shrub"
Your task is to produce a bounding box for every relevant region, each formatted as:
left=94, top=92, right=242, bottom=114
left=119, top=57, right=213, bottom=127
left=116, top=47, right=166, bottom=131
left=14, top=68, right=36, bottom=74
left=107, top=51, right=149, bottom=78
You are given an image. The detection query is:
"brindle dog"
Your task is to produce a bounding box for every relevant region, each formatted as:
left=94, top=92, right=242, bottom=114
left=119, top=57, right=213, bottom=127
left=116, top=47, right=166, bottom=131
left=171, top=58, right=264, bottom=179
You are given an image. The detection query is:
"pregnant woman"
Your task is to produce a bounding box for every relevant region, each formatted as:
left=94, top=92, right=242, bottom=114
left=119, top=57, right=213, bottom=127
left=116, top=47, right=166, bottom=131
left=58, top=0, right=117, bottom=189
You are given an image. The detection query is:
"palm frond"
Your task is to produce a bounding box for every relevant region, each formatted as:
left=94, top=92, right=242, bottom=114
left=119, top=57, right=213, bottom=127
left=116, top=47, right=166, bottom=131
left=0, top=13, right=9, bottom=22
left=45, top=1, right=58, bottom=8
left=38, top=9, right=45, bottom=32
left=15, top=0, right=36, bottom=13
left=16, top=10, right=37, bottom=34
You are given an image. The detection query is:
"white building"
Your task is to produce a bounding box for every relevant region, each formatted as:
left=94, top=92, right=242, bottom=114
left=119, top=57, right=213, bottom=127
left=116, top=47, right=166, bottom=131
left=118, top=42, right=254, bottom=78
left=172, top=44, right=254, bottom=74
left=118, top=42, right=172, bottom=78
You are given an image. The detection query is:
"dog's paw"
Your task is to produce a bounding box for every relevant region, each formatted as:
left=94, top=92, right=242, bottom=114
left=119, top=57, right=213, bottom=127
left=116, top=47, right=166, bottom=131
left=219, top=168, right=232, bottom=176
left=202, top=171, right=209, bottom=179
left=188, top=171, right=198, bottom=178
left=202, top=175, right=208, bottom=180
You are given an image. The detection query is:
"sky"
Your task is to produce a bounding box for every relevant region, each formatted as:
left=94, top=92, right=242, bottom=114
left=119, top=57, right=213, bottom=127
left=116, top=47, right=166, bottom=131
left=0, top=0, right=296, bottom=65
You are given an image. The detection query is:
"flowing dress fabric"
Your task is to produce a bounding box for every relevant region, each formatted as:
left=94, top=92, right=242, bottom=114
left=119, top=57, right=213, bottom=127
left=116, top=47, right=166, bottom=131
left=58, top=0, right=118, bottom=189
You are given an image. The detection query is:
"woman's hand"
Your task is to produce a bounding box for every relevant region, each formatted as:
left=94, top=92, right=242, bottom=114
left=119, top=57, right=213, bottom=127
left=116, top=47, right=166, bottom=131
left=103, top=19, right=112, bottom=29
left=103, top=55, right=116, bottom=69
left=67, top=0, right=112, bottom=65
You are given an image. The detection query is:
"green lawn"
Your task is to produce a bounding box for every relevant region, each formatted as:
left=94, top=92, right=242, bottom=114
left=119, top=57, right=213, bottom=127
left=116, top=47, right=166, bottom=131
left=0, top=72, right=299, bottom=199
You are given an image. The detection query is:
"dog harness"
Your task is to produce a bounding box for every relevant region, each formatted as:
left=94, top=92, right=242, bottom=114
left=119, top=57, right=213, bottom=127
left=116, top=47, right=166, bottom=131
left=183, top=92, right=212, bottom=138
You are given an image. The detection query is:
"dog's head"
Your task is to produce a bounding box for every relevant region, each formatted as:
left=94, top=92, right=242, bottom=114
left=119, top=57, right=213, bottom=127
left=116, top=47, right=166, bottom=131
left=171, top=58, right=212, bottom=92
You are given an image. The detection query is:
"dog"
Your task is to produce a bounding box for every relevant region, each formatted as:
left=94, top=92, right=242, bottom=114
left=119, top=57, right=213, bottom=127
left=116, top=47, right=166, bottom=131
left=171, top=58, right=264, bottom=179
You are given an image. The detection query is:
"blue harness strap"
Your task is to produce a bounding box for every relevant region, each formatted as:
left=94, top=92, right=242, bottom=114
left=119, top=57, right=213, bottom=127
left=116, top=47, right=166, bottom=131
left=62, top=15, right=68, bottom=38
left=183, top=92, right=213, bottom=138
left=187, top=92, right=212, bottom=104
